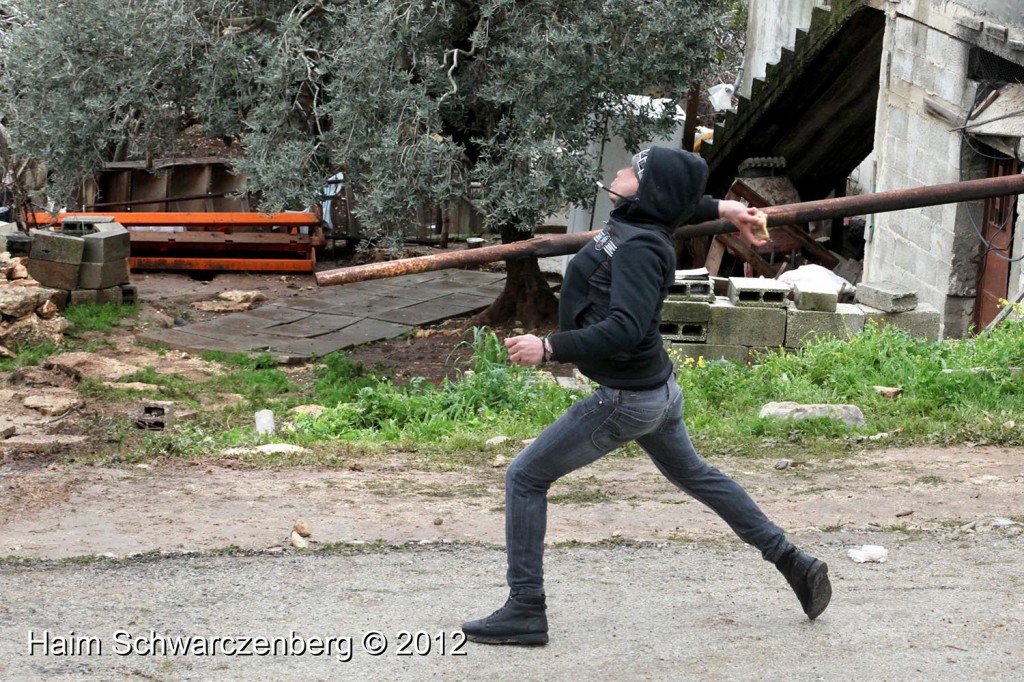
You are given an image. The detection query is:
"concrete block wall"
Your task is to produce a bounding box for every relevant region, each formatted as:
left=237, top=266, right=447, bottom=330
left=663, top=279, right=941, bottom=366
left=864, top=11, right=984, bottom=338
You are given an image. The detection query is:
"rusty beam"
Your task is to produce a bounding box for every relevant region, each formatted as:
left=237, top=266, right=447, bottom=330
left=315, top=173, right=1024, bottom=287
left=676, top=172, right=1024, bottom=239
left=130, top=255, right=315, bottom=273
left=316, top=234, right=594, bottom=286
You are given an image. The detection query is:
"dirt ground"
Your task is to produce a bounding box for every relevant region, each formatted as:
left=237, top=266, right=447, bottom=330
left=1, top=269, right=1021, bottom=561
left=2, top=270, right=1023, bottom=680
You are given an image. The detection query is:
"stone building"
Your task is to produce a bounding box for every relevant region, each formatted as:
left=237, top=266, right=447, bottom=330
left=712, top=0, right=1023, bottom=336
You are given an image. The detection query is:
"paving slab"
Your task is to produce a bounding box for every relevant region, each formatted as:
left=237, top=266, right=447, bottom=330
left=181, top=309, right=312, bottom=338
left=139, top=329, right=273, bottom=354
left=259, top=319, right=414, bottom=359
left=149, top=270, right=506, bottom=362
left=262, top=313, right=362, bottom=339
left=369, top=293, right=490, bottom=326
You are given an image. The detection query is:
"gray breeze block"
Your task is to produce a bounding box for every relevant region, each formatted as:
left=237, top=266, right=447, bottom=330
left=78, top=260, right=131, bottom=289
left=785, top=303, right=866, bottom=348
left=26, top=259, right=80, bottom=290
left=29, top=229, right=85, bottom=265
left=727, top=277, right=791, bottom=308
left=665, top=341, right=749, bottom=365
left=858, top=303, right=941, bottom=341
left=707, top=298, right=787, bottom=347
left=855, top=281, right=918, bottom=312
left=81, top=227, right=131, bottom=263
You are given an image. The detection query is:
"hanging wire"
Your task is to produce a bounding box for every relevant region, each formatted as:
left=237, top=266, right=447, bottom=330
left=958, top=79, right=1024, bottom=263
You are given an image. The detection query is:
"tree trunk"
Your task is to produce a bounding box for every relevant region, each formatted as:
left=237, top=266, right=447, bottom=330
left=471, top=224, right=559, bottom=328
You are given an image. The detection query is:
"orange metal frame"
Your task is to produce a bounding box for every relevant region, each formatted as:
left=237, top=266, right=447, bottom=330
left=32, top=212, right=325, bottom=273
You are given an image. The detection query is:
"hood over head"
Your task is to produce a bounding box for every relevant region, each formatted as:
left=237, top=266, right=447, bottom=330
left=613, top=146, right=709, bottom=229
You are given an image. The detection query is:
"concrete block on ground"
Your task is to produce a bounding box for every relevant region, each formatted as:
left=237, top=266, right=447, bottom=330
left=29, top=230, right=85, bottom=265
left=858, top=303, right=941, bottom=341
left=133, top=401, right=175, bottom=430
left=728, top=277, right=790, bottom=308
left=665, top=341, right=748, bottom=365
left=855, top=281, right=918, bottom=312
left=95, top=287, right=124, bottom=305
left=78, top=260, right=130, bottom=289
left=793, top=283, right=838, bottom=312
left=707, top=298, right=787, bottom=347
left=786, top=304, right=866, bottom=348
left=69, top=289, right=99, bottom=306
left=26, top=259, right=80, bottom=290
left=81, top=226, right=130, bottom=263
left=119, top=284, right=138, bottom=305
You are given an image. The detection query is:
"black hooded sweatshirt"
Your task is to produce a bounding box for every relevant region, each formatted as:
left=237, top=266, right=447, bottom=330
left=546, top=147, right=718, bottom=389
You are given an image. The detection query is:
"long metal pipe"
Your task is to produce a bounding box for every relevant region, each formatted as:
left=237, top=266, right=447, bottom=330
left=315, top=173, right=1024, bottom=287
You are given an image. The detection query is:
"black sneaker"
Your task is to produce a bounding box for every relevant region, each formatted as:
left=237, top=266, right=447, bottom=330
left=776, top=548, right=832, bottom=620
left=462, top=594, right=549, bottom=645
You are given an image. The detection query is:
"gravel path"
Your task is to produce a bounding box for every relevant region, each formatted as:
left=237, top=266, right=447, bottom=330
left=2, top=529, right=1022, bottom=681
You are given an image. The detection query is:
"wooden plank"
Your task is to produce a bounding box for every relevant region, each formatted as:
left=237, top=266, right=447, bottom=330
left=776, top=224, right=840, bottom=268
left=716, top=233, right=777, bottom=278
left=705, top=238, right=726, bottom=276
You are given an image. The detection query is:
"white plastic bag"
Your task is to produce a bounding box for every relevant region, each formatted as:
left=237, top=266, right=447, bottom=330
left=778, top=264, right=856, bottom=298
left=848, top=544, right=888, bottom=563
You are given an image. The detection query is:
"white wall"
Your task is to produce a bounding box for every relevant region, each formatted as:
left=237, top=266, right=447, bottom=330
left=739, top=0, right=819, bottom=96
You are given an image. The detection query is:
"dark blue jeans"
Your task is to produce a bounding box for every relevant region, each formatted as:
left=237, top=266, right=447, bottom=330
left=505, top=378, right=792, bottom=596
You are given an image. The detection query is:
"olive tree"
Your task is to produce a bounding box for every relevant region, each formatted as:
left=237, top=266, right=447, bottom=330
left=1, top=0, right=736, bottom=325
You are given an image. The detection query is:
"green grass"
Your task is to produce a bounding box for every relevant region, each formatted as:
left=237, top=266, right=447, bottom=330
left=672, top=314, right=1024, bottom=455
left=62, top=303, right=139, bottom=334
left=9, top=298, right=1024, bottom=467
left=0, top=303, right=137, bottom=372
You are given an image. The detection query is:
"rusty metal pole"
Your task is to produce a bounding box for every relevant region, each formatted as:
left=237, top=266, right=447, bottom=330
left=676, top=172, right=1024, bottom=239
left=315, top=232, right=596, bottom=286
left=315, top=173, right=1024, bottom=287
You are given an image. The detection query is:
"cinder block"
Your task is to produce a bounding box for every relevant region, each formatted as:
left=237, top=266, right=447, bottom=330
left=134, top=401, right=175, bottom=430
left=26, top=259, right=80, bottom=290
left=660, top=321, right=708, bottom=343
left=786, top=304, right=866, bottom=348
left=707, top=298, right=787, bottom=347
left=727, top=277, right=791, bottom=308
left=855, top=281, right=918, bottom=312
left=119, top=284, right=138, bottom=305
left=662, top=300, right=712, bottom=323
left=95, top=287, right=124, bottom=305
left=665, top=341, right=748, bottom=366
left=59, top=216, right=116, bottom=234
left=668, top=278, right=714, bottom=301
left=859, top=303, right=941, bottom=341
left=793, top=283, right=838, bottom=312
left=78, top=260, right=130, bottom=289
left=69, top=289, right=99, bottom=306
left=661, top=300, right=711, bottom=341
left=29, top=229, right=85, bottom=265
left=81, top=227, right=130, bottom=263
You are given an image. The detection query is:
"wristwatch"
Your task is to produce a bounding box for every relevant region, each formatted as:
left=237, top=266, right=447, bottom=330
left=542, top=337, right=554, bottom=362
